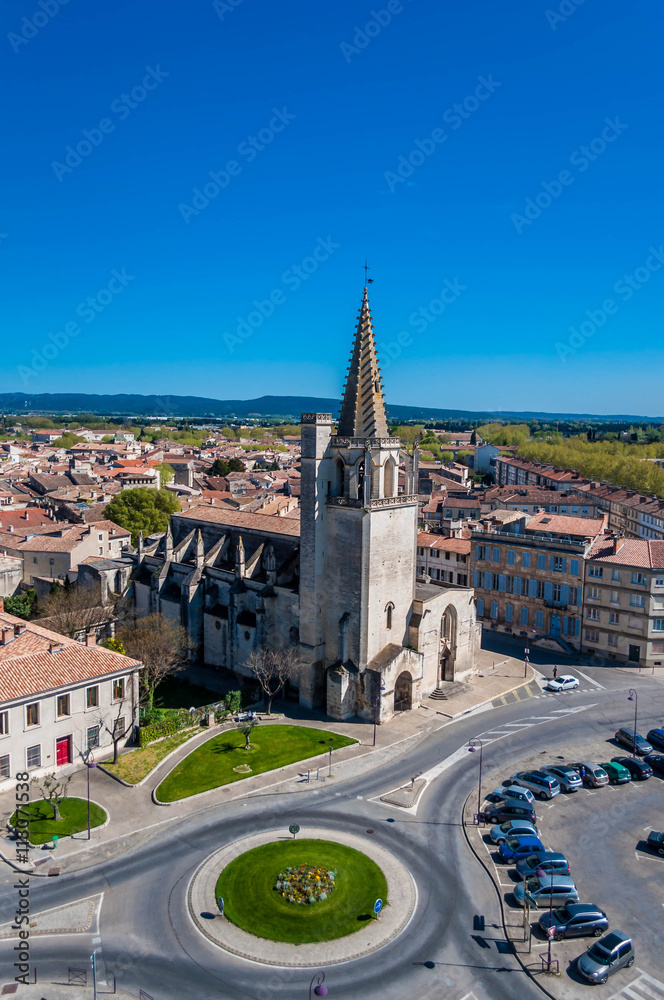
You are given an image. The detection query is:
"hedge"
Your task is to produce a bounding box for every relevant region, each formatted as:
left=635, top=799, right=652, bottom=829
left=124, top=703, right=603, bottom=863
left=138, top=702, right=232, bottom=747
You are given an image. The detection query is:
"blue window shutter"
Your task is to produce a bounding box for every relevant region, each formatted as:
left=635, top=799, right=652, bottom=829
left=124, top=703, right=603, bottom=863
left=507, top=549, right=515, bottom=565
left=473, top=569, right=480, bottom=587
left=544, top=581, right=553, bottom=601
left=483, top=571, right=492, bottom=589
left=498, top=574, right=507, bottom=592
left=505, top=603, right=513, bottom=622
left=490, top=601, right=498, bottom=619
left=477, top=598, right=484, bottom=616
left=574, top=618, right=580, bottom=636
left=571, top=559, right=579, bottom=575
left=575, top=587, right=582, bottom=606
left=561, top=584, right=570, bottom=604
left=549, top=555, right=555, bottom=571
left=520, top=607, right=528, bottom=625
left=536, top=610, right=544, bottom=629
left=522, top=552, right=530, bottom=568
left=492, top=547, right=500, bottom=563
left=561, top=557, right=567, bottom=573
left=563, top=616, right=569, bottom=635
left=513, top=576, right=523, bottom=596
left=475, top=544, right=482, bottom=560
left=538, top=554, right=546, bottom=570
left=528, top=578, right=537, bottom=597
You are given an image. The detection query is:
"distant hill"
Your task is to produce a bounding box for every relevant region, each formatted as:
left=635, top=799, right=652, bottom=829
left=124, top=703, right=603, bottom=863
left=0, top=392, right=662, bottom=423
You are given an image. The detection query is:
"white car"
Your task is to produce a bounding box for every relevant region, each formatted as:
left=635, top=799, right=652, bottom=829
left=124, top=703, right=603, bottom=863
left=546, top=674, right=579, bottom=692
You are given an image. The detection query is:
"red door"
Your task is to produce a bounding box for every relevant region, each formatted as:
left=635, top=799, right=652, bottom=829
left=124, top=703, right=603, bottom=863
left=56, top=736, right=71, bottom=766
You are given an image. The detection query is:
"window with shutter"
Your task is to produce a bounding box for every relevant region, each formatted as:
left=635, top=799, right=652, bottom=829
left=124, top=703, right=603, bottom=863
left=538, top=554, right=546, bottom=570
left=522, top=552, right=531, bottom=568
left=476, top=598, right=484, bottom=616
left=507, top=550, right=515, bottom=565
left=535, top=610, right=544, bottom=629
left=492, top=548, right=500, bottom=563
left=544, top=581, right=553, bottom=601
left=498, top=574, right=507, bottom=592
left=490, top=601, right=498, bottom=619
left=473, top=570, right=480, bottom=587
left=570, top=559, right=579, bottom=575
left=520, top=607, right=528, bottom=625
left=528, top=579, right=537, bottom=597
left=505, top=603, right=513, bottom=622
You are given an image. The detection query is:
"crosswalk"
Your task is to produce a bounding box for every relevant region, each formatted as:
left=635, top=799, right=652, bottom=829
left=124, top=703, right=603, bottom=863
left=607, top=970, right=664, bottom=1000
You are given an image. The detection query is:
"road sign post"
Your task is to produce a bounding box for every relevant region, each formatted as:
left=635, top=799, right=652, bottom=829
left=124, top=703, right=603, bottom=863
left=289, top=824, right=300, bottom=839
left=217, top=896, right=224, bottom=917
left=373, top=898, right=383, bottom=921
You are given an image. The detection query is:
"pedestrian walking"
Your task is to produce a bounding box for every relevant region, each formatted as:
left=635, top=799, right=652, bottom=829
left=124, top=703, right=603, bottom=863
left=553, top=665, right=558, bottom=680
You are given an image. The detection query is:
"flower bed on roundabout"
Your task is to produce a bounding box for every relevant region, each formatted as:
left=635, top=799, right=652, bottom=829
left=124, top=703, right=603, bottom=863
left=214, top=838, right=387, bottom=943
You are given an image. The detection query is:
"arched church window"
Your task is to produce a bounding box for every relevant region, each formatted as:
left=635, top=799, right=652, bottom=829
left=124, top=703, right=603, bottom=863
left=385, top=602, right=394, bottom=630
left=384, top=459, right=396, bottom=498
left=333, top=458, right=344, bottom=497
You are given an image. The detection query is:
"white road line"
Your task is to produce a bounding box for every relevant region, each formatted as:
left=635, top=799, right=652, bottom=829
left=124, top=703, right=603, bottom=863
left=574, top=668, right=606, bottom=690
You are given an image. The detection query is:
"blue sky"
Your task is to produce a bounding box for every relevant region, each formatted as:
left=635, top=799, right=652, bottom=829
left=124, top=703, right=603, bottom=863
left=1, top=0, right=663, bottom=415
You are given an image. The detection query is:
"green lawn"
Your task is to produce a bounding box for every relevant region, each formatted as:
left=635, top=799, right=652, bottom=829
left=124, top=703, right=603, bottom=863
left=215, top=839, right=387, bottom=943
left=102, top=727, right=200, bottom=784
left=10, top=798, right=107, bottom=845
left=156, top=724, right=356, bottom=802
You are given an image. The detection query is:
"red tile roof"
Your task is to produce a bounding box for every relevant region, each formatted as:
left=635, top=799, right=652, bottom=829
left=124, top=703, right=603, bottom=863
left=587, top=536, right=664, bottom=569
left=417, top=532, right=471, bottom=554
left=176, top=506, right=301, bottom=537
left=525, top=512, right=606, bottom=538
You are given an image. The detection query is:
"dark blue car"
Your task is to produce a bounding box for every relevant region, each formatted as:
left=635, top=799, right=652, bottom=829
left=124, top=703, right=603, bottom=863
left=499, top=835, right=545, bottom=863
left=646, top=728, right=664, bottom=752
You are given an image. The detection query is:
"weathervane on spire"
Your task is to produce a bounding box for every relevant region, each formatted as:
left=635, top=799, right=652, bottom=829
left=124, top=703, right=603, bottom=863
left=363, top=259, right=374, bottom=285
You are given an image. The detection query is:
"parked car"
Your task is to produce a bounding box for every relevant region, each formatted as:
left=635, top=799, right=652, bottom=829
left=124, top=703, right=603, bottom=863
left=484, top=801, right=537, bottom=826
left=499, top=835, right=545, bottom=863
left=541, top=765, right=582, bottom=793
left=546, top=674, right=579, bottom=692
left=494, top=783, right=536, bottom=805
left=647, top=830, right=664, bottom=856
left=601, top=761, right=632, bottom=785
left=577, top=930, right=635, bottom=985
left=539, top=903, right=609, bottom=941
left=514, top=874, right=579, bottom=909
left=488, top=819, right=539, bottom=845
left=614, top=727, right=653, bottom=755
left=568, top=762, right=609, bottom=788
left=646, top=728, right=664, bottom=751
left=516, top=851, right=570, bottom=878
left=643, top=753, right=664, bottom=775
left=611, top=756, right=653, bottom=780
left=509, top=770, right=561, bottom=801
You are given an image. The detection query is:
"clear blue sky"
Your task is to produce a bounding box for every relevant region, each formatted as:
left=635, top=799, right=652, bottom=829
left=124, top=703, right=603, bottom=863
left=2, top=0, right=663, bottom=416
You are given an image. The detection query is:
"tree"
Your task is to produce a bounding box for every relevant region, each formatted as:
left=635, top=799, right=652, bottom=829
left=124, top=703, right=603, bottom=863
left=237, top=716, right=258, bottom=750
left=115, top=614, right=189, bottom=711
left=247, top=647, right=300, bottom=715
left=96, top=697, right=133, bottom=764
left=51, top=432, right=86, bottom=448
left=100, top=637, right=125, bottom=654
left=158, top=462, right=174, bottom=485
left=30, top=773, right=72, bottom=821
left=104, top=487, right=180, bottom=545
left=4, top=591, right=36, bottom=620
left=267, top=460, right=280, bottom=471
left=34, top=582, right=120, bottom=639
left=208, top=459, right=230, bottom=477
left=225, top=690, right=242, bottom=714
left=228, top=458, right=245, bottom=472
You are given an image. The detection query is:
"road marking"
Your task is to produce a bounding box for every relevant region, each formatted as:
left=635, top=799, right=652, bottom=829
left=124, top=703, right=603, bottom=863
left=574, top=668, right=606, bottom=690
left=607, top=969, right=664, bottom=1000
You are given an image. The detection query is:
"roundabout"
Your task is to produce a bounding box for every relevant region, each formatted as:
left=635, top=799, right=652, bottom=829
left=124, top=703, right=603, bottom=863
left=187, top=827, right=416, bottom=966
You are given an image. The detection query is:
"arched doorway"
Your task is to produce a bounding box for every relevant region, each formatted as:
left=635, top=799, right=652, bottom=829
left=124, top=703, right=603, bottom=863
left=394, top=671, right=412, bottom=712
left=440, top=605, right=457, bottom=682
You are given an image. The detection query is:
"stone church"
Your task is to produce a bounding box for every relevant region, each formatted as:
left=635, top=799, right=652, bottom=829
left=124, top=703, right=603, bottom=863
left=132, top=286, right=479, bottom=722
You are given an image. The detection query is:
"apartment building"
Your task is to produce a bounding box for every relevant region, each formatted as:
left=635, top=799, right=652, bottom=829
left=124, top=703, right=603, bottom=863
left=0, top=602, right=142, bottom=790
left=469, top=514, right=607, bottom=646
left=582, top=537, right=664, bottom=669
left=420, top=492, right=481, bottom=531
left=494, top=457, right=586, bottom=491
left=0, top=521, right=130, bottom=582
left=492, top=489, right=601, bottom=519
left=416, top=533, right=470, bottom=587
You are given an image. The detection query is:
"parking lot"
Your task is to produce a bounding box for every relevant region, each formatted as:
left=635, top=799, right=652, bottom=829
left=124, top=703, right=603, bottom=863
left=472, top=732, right=664, bottom=998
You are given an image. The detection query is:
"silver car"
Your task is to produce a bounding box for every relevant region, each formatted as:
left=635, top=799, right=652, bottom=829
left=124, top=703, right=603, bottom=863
left=514, top=874, right=579, bottom=909
left=541, top=765, right=582, bottom=792
left=577, top=931, right=635, bottom=985
left=488, top=819, right=539, bottom=845
left=494, top=782, right=535, bottom=806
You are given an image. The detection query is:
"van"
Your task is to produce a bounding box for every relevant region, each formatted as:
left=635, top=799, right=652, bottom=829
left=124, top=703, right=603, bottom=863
left=615, top=728, right=653, bottom=755
left=510, top=770, right=561, bottom=801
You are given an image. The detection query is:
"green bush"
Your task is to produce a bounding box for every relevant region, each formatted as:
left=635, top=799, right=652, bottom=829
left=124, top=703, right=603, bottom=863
left=139, top=712, right=195, bottom=747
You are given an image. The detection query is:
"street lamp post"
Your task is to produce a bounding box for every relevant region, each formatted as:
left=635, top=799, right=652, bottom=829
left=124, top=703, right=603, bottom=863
left=373, top=684, right=386, bottom=747
left=628, top=689, right=638, bottom=757
left=86, top=751, right=97, bottom=840
left=468, top=738, right=484, bottom=823
left=327, top=742, right=333, bottom=778
left=309, top=970, right=328, bottom=999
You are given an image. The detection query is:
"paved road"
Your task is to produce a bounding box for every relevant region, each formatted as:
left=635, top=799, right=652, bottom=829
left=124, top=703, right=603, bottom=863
left=0, top=663, right=661, bottom=1000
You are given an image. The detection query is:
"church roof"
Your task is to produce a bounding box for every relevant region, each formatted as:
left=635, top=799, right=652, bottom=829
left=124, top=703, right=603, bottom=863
left=337, top=286, right=389, bottom=438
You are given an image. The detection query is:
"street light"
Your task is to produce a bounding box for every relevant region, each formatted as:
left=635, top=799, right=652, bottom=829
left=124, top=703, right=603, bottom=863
left=628, top=689, right=638, bottom=757
left=373, top=684, right=386, bottom=747
left=326, top=742, right=333, bottom=778
left=468, top=738, right=484, bottom=823
left=309, top=971, right=328, bottom=998
left=86, top=751, right=97, bottom=840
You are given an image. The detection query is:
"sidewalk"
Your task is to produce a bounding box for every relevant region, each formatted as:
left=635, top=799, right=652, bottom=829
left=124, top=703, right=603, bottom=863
left=0, top=652, right=535, bottom=879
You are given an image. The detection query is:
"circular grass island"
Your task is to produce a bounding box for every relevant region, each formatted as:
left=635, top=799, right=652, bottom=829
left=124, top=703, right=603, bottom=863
left=10, top=798, right=107, bottom=845
left=215, top=838, right=387, bottom=944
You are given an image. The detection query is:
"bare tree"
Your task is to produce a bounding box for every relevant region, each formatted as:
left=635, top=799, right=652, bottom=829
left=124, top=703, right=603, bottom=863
left=247, top=647, right=301, bottom=715
left=116, top=614, right=189, bottom=711
left=30, top=773, right=72, bottom=821
left=34, top=581, right=123, bottom=640
left=96, top=697, right=133, bottom=764
left=237, top=716, right=258, bottom=749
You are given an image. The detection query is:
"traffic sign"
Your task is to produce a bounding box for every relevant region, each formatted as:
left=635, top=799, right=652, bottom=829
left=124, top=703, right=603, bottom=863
left=373, top=898, right=383, bottom=916
left=547, top=925, right=555, bottom=939
left=217, top=896, right=224, bottom=916
left=289, top=824, right=300, bottom=838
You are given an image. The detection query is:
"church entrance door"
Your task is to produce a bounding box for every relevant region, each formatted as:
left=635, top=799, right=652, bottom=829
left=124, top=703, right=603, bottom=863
left=394, top=671, right=412, bottom=712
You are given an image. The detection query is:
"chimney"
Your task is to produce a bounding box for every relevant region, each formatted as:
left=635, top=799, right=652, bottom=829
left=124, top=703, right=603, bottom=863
left=1, top=625, right=15, bottom=644
left=85, top=633, right=97, bottom=646
left=7, top=525, right=13, bottom=533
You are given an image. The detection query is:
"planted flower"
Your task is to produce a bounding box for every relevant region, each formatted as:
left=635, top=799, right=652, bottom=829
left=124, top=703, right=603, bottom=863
left=274, top=864, right=336, bottom=904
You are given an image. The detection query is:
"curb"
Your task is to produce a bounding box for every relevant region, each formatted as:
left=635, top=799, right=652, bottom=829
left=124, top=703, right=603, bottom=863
left=461, top=793, right=559, bottom=1000
left=437, top=669, right=537, bottom=720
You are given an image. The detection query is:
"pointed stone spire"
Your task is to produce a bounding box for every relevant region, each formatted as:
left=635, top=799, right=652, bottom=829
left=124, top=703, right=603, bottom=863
left=235, top=535, right=245, bottom=579
left=195, top=529, right=204, bottom=568
left=164, top=523, right=173, bottom=561
left=338, top=286, right=389, bottom=439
